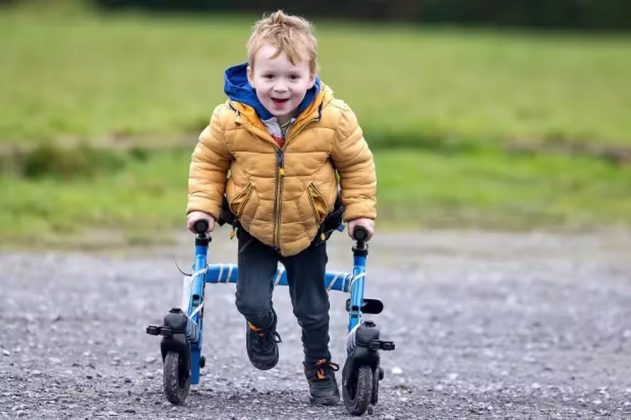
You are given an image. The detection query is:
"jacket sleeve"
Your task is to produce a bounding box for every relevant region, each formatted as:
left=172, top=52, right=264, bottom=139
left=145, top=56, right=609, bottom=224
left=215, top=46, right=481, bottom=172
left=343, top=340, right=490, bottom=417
left=186, top=105, right=232, bottom=220
left=331, top=105, right=377, bottom=221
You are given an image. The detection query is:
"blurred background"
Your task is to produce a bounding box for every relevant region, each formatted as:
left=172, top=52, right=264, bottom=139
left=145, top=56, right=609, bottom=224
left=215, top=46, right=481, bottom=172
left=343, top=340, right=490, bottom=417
left=1, top=0, right=630, bottom=249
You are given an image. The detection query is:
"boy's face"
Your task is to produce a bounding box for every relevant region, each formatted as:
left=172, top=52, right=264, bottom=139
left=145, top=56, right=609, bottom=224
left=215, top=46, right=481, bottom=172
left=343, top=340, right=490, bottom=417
left=247, top=43, right=316, bottom=124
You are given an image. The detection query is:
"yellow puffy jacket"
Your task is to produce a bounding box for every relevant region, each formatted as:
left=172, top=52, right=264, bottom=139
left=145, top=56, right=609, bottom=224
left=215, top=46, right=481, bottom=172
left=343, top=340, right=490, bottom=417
left=187, top=84, right=376, bottom=256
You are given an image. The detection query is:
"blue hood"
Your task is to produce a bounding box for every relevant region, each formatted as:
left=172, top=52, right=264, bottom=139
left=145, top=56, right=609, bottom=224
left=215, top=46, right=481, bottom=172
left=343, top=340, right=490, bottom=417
left=224, top=63, right=321, bottom=120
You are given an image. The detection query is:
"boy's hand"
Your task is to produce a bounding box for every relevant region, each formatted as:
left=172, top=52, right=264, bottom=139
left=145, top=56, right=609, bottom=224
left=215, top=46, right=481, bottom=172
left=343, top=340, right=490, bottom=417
left=348, top=218, right=375, bottom=241
left=187, top=211, right=215, bottom=234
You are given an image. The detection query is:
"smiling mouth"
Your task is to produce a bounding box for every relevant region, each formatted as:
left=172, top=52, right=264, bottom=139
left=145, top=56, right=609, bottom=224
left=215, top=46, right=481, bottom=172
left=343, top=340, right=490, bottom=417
left=272, top=98, right=289, bottom=104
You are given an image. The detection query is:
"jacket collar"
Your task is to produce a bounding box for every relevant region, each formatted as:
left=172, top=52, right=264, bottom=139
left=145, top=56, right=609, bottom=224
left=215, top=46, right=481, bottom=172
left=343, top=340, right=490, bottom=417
left=230, top=88, right=327, bottom=142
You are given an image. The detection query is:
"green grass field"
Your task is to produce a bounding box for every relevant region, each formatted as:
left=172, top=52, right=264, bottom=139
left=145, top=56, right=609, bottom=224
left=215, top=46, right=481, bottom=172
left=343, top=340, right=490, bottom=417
left=1, top=1, right=631, bottom=246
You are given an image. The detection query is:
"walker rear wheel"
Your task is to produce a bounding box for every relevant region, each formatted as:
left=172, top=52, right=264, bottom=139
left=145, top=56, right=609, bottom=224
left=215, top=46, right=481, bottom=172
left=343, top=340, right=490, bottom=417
left=163, top=351, right=190, bottom=405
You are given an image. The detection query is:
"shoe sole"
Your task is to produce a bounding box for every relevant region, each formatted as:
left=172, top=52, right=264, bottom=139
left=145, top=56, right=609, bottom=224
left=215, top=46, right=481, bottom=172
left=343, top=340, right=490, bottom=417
left=247, top=348, right=279, bottom=370
left=309, top=395, right=340, bottom=406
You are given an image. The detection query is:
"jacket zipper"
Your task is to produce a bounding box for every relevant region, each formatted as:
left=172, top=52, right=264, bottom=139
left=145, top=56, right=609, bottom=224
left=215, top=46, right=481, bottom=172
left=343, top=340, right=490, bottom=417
left=273, top=148, right=284, bottom=249
left=271, top=113, right=322, bottom=250
left=272, top=114, right=321, bottom=249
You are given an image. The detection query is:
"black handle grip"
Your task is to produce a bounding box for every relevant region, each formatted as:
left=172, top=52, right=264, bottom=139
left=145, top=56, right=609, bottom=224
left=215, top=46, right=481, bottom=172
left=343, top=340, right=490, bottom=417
left=193, top=219, right=209, bottom=234
left=353, top=226, right=368, bottom=242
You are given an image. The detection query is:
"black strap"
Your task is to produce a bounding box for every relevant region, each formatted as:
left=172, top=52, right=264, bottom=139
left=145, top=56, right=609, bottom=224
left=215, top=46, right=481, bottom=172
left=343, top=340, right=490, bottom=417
left=218, top=196, right=238, bottom=227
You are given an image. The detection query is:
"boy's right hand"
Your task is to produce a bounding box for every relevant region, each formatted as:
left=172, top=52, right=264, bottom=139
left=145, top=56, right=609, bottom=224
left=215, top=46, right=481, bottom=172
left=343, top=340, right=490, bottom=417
left=187, top=211, right=215, bottom=233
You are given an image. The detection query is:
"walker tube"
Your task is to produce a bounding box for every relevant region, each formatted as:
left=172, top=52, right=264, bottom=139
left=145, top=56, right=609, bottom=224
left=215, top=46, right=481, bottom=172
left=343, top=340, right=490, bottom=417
left=348, top=255, right=366, bottom=332
left=202, top=264, right=353, bottom=292
left=188, top=238, right=209, bottom=384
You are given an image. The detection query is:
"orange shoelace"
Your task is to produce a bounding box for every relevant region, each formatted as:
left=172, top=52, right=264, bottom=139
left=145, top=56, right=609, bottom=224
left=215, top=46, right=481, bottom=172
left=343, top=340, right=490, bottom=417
left=313, top=359, right=339, bottom=380
left=248, top=321, right=263, bottom=334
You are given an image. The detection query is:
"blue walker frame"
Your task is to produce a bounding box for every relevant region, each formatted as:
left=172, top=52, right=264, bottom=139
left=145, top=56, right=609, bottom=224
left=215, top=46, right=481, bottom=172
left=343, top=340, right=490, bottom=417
left=148, top=223, right=394, bottom=415
left=186, top=228, right=368, bottom=385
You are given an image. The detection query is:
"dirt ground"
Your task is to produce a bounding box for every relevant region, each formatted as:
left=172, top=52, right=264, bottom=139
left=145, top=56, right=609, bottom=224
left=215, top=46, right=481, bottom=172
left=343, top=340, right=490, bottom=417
left=1, top=228, right=631, bottom=419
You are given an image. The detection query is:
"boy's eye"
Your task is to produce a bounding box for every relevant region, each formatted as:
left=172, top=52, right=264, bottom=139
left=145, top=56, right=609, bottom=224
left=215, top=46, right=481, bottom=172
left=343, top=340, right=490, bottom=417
left=263, top=74, right=274, bottom=79
left=289, top=74, right=300, bottom=80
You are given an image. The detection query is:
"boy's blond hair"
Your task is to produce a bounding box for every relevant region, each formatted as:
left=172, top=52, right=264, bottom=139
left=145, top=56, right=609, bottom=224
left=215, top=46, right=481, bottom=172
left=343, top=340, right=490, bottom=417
left=246, top=10, right=318, bottom=75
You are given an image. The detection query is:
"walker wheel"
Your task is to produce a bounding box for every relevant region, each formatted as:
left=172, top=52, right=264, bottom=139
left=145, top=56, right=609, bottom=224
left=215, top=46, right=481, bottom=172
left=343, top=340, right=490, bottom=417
left=371, top=366, right=381, bottom=405
left=163, top=351, right=191, bottom=405
left=342, top=362, right=373, bottom=416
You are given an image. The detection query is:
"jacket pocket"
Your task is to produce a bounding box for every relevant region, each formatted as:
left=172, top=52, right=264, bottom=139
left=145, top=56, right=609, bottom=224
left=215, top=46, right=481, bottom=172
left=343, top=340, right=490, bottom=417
left=230, top=183, right=255, bottom=218
left=307, top=182, right=328, bottom=224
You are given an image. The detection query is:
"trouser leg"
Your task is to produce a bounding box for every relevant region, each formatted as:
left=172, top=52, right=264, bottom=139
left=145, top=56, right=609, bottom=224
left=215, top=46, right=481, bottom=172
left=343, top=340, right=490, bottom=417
left=282, top=240, right=330, bottom=362
left=235, top=228, right=278, bottom=330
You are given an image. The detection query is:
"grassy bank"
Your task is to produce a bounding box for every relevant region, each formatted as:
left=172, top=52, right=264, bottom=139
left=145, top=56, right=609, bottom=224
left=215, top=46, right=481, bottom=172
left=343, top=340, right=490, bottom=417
left=2, top=147, right=630, bottom=248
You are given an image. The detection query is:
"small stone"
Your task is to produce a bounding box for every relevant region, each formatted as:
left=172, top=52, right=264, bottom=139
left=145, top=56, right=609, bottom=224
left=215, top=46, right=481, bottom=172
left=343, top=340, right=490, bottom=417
left=531, top=382, right=541, bottom=389
left=593, top=400, right=602, bottom=405
left=391, top=367, right=403, bottom=375
left=447, top=373, right=459, bottom=381
left=145, top=356, right=157, bottom=364
left=2, top=350, right=10, bottom=356
left=145, top=372, right=155, bottom=379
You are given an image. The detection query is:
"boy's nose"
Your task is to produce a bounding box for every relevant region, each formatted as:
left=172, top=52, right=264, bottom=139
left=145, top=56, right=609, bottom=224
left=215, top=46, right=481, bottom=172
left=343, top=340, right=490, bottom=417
left=273, top=80, right=288, bottom=92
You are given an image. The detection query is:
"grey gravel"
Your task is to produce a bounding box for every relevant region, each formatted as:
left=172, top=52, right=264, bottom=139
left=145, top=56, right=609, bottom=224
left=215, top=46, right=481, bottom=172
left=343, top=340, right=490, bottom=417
left=1, top=228, right=631, bottom=419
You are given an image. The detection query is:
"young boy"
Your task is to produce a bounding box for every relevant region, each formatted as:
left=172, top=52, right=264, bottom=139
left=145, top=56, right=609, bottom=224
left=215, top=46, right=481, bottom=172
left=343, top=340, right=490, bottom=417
left=186, top=10, right=376, bottom=405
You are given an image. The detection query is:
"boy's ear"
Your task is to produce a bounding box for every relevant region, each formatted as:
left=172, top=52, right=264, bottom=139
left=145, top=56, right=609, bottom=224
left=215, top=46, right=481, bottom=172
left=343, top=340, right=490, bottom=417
left=247, top=65, right=254, bottom=86
left=308, top=73, right=317, bottom=89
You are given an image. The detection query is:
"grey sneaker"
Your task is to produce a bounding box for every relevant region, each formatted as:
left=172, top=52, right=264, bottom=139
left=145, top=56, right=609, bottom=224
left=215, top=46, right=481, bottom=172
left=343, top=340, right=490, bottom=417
left=304, top=359, right=340, bottom=405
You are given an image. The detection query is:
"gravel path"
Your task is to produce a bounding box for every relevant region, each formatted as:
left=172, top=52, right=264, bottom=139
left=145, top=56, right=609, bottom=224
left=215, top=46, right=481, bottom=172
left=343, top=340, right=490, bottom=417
left=1, top=228, right=631, bottom=419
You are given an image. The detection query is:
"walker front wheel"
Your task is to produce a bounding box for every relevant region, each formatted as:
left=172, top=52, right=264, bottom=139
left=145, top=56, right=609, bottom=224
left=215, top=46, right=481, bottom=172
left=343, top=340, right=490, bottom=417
left=371, top=366, right=381, bottom=405
left=163, top=351, right=191, bottom=405
left=342, top=362, right=373, bottom=415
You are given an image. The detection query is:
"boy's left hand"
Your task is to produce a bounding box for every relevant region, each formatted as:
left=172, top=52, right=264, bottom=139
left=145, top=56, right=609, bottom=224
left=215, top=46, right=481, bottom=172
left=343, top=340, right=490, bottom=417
left=348, top=218, right=375, bottom=241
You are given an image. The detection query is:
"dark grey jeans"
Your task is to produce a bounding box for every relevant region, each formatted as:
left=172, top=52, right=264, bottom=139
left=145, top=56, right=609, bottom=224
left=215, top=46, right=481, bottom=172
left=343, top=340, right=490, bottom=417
left=235, top=227, right=331, bottom=363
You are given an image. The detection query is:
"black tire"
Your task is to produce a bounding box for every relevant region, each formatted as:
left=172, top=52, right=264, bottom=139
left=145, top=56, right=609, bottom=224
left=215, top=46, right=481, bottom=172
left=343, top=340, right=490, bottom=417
left=163, top=351, right=190, bottom=405
left=343, top=363, right=373, bottom=416
left=371, top=366, right=380, bottom=405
